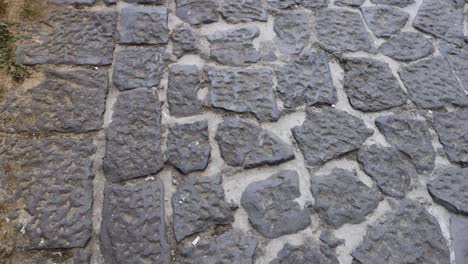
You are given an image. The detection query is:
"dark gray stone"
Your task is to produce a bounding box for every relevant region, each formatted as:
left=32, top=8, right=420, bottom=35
left=334, top=0, right=364, bottom=6
left=315, top=8, right=371, bottom=53
left=103, top=89, right=164, bottom=183
left=16, top=10, right=116, bottom=65
left=342, top=58, right=407, bottom=112
left=427, top=167, right=468, bottom=215
left=362, top=6, right=409, bottom=38
left=369, top=0, right=414, bottom=7
left=176, top=0, right=218, bottom=25
left=301, top=0, right=329, bottom=8
left=220, top=0, right=267, bottom=23
left=241, top=170, right=311, bottom=238
left=0, top=69, right=108, bottom=133
left=292, top=108, right=373, bottom=166
left=123, top=0, right=164, bottom=3
left=398, top=57, right=468, bottom=109
left=172, top=176, right=236, bottom=241
left=440, top=44, right=468, bottom=91
left=113, top=46, right=165, bottom=90
left=352, top=199, right=450, bottom=264
left=311, top=169, right=380, bottom=228
left=49, top=0, right=95, bottom=4
left=101, top=181, right=170, bottom=264
left=320, top=230, right=344, bottom=248
left=171, top=24, right=198, bottom=58
left=167, top=65, right=202, bottom=117
left=215, top=117, right=295, bottom=169
left=450, top=216, right=468, bottom=264
left=380, top=32, right=434, bottom=61
left=207, top=67, right=279, bottom=121
left=103, top=0, right=116, bottom=4
left=266, top=0, right=297, bottom=9
left=276, top=49, right=337, bottom=108
left=270, top=243, right=339, bottom=264
left=118, top=6, right=168, bottom=44
left=274, top=11, right=311, bottom=54
left=166, top=121, right=211, bottom=174
left=433, top=111, right=468, bottom=164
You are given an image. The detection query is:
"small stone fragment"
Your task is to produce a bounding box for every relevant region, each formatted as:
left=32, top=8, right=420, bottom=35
left=176, top=0, right=218, bottom=25
left=171, top=24, right=198, bottom=58
left=370, top=0, right=414, bottom=6
left=427, top=167, right=468, bottom=215
left=270, top=243, right=339, bottom=264
left=274, top=11, right=311, bottom=54
left=241, top=170, right=311, bottom=238
left=450, top=216, right=468, bottom=264
left=433, top=111, right=468, bottom=164
left=380, top=32, right=434, bottom=61
left=440, top=44, right=468, bottom=91
left=167, top=65, right=202, bottom=117
left=220, top=0, right=267, bottom=23
left=334, top=0, right=364, bottom=6
left=118, top=6, right=168, bottom=44
left=320, top=230, right=344, bottom=248
left=49, top=0, right=95, bottom=4
left=362, top=6, right=409, bottom=38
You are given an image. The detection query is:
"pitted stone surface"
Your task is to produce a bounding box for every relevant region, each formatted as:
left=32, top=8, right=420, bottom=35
left=0, top=69, right=108, bottom=133
left=215, top=117, right=294, bottom=169
left=270, top=243, right=339, bottom=264
left=220, top=0, right=267, bottom=23
left=103, top=89, right=164, bottom=183
left=167, top=65, right=202, bottom=117
left=292, top=108, right=373, bottom=166
left=171, top=24, right=198, bottom=58
left=440, top=44, right=468, bottom=91
left=362, top=6, right=409, bottom=38
left=427, top=167, right=468, bottom=215
left=433, top=111, right=468, bottom=164
left=241, top=170, right=311, bottom=238
left=118, top=6, right=168, bottom=45
left=16, top=10, right=116, bottom=65
left=166, top=121, right=211, bottom=174
left=274, top=11, right=311, bottom=55
left=341, top=58, right=407, bottom=112
left=176, top=0, right=218, bottom=25
left=101, top=181, right=170, bottom=264
left=380, top=32, right=434, bottom=62
left=311, top=169, right=380, bottom=228
left=369, top=0, right=414, bottom=7
left=207, top=67, right=279, bottom=121
left=172, top=176, right=236, bottom=241
left=315, top=9, right=371, bottom=53
left=450, top=216, right=468, bottom=264
left=276, top=49, right=337, bottom=108
left=352, top=199, right=450, bottom=264
left=334, top=0, right=364, bottom=6
left=49, top=0, right=95, bottom=4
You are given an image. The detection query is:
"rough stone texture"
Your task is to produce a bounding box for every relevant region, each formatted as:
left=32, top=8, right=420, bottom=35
left=176, top=0, right=218, bottom=25
left=123, top=0, right=164, bottom=3
left=241, top=170, right=311, bottom=238
left=166, top=121, right=211, bottom=174
left=433, top=111, right=468, bottom=164
left=113, top=46, right=165, bottom=90
left=320, top=230, right=344, bottom=248
left=369, top=0, right=414, bottom=7
left=362, top=6, right=408, bottom=38
left=398, top=57, right=468, bottom=109
left=334, top=0, right=364, bottom=6
left=267, top=0, right=328, bottom=8
left=118, top=6, right=168, bottom=45
left=220, top=0, right=267, bottom=23
left=0, top=69, right=108, bottom=133
left=352, top=199, right=450, bottom=264
left=172, top=176, right=236, bottom=241
left=179, top=230, right=257, bottom=264
left=380, top=32, right=434, bottom=62
left=292, top=108, right=373, bottom=166
left=167, top=65, right=202, bottom=117
left=274, top=11, right=311, bottom=55
left=207, top=67, right=279, bottom=121
left=315, top=8, right=371, bottom=53
left=270, top=243, right=339, bottom=264
left=101, top=181, right=170, bottom=264
left=16, top=10, right=116, bottom=65
left=311, top=169, right=380, bottom=228
left=207, top=26, right=260, bottom=66
left=341, top=58, right=407, bottom=112
left=103, top=89, right=164, bottom=183
left=171, top=24, right=198, bottom=58
left=276, top=49, right=337, bottom=108
left=49, top=0, right=95, bottom=4
left=301, top=0, right=328, bottom=8
left=450, top=216, right=468, bottom=264
left=215, top=117, right=295, bottom=169
left=427, top=167, right=468, bottom=215
left=103, top=0, right=116, bottom=4
left=440, top=44, right=468, bottom=91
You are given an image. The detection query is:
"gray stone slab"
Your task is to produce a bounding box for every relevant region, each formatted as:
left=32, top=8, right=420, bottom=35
left=369, top=0, right=414, bottom=7
left=220, top=0, right=267, bottom=23
left=427, top=167, right=468, bottom=215
left=334, top=0, right=364, bottom=6
left=433, top=111, right=468, bottom=164
left=118, top=6, right=168, bottom=44
left=440, top=44, right=468, bottom=91
left=176, top=0, right=218, bottom=25
left=301, top=0, right=329, bottom=8
left=270, top=243, right=339, bottom=264
left=450, top=216, right=468, bottom=264
left=362, top=6, right=409, bottom=38
left=49, top=0, right=95, bottom=4
left=171, top=24, right=198, bottom=58
left=380, top=32, right=434, bottom=62
left=266, top=0, right=297, bottom=8
left=274, top=11, right=311, bottom=55
left=167, top=65, right=202, bottom=117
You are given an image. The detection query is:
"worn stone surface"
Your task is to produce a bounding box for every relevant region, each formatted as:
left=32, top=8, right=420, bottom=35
left=166, top=121, right=211, bottom=174
left=49, top=0, right=95, bottom=4
left=103, top=89, right=164, bottom=183
left=380, top=32, right=434, bottom=62
left=167, top=65, right=202, bottom=117
left=103, top=0, right=116, bottom=4
left=292, top=108, right=373, bottom=166
left=266, top=0, right=296, bottom=9
left=433, top=111, right=468, bottom=164
left=118, top=6, right=168, bottom=45
left=274, top=11, right=311, bottom=55
left=427, top=167, right=468, bottom=215
left=320, top=230, right=344, bottom=248
left=362, top=6, right=408, bottom=38
left=352, top=199, right=450, bottom=264
left=172, top=176, right=236, bottom=241
left=342, top=58, right=407, bottom=112
left=270, top=243, right=339, bottom=264
left=101, top=181, right=170, bottom=264
left=302, top=0, right=329, bottom=8
left=334, top=0, right=364, bottom=6
left=215, top=117, right=294, bottom=169
left=171, top=24, right=198, bottom=58
left=220, top=0, right=267, bottom=23
left=369, top=0, right=414, bottom=7
left=450, top=216, right=468, bottom=264
left=241, top=170, right=311, bottom=238
left=123, top=0, right=164, bottom=3
left=440, top=44, right=468, bottom=91
left=176, top=0, right=218, bottom=25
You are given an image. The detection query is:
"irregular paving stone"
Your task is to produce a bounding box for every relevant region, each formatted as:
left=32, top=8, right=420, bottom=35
left=362, top=6, right=409, bottom=38
left=334, top=0, right=364, bottom=6
left=315, top=8, right=371, bottom=53
left=311, top=169, right=380, bottom=228
left=172, top=176, right=236, bottom=241
left=380, top=32, right=434, bottom=62
left=207, top=67, right=279, bottom=121
left=341, top=58, right=407, bottom=112
left=215, top=117, right=294, bottom=168
left=450, top=216, right=468, bottom=264
left=207, top=26, right=260, bottom=66
left=176, top=0, right=218, bottom=25
left=433, top=111, right=468, bottom=164
left=16, top=10, right=116, bottom=65
left=167, top=65, right=202, bottom=117
left=358, top=145, right=414, bottom=199
left=370, top=0, right=414, bottom=7
left=274, top=11, right=311, bottom=54
left=0, top=138, right=95, bottom=249
left=398, top=57, right=468, bottom=109
left=376, top=114, right=435, bottom=173
left=292, top=108, right=373, bottom=166
left=118, top=6, right=168, bottom=44
left=0, top=69, right=108, bottom=133
left=103, top=89, right=164, bottom=183
left=276, top=49, right=337, bottom=108
left=171, top=24, right=198, bottom=58
left=440, top=44, right=468, bottom=91
left=427, top=167, right=468, bottom=215
left=101, top=181, right=170, bottom=264
left=180, top=230, right=257, bottom=264
left=166, top=121, right=211, bottom=174
left=113, top=46, right=165, bottom=90
left=352, top=199, right=450, bottom=264
left=241, top=170, right=311, bottom=238
left=270, top=243, right=339, bottom=264
left=49, top=0, right=95, bottom=4
left=219, top=0, right=267, bottom=23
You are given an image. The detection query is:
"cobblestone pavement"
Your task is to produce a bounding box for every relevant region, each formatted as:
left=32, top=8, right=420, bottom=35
left=0, top=0, right=467, bottom=263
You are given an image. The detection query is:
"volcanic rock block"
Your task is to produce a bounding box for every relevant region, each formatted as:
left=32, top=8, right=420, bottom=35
left=49, top=0, right=95, bottom=4
left=352, top=199, right=450, bottom=264
left=215, top=117, right=294, bottom=168
left=362, top=6, right=409, bottom=38
left=176, top=0, right=218, bottom=25
left=118, top=6, right=168, bottom=44
left=171, top=24, right=198, bottom=58
left=103, top=89, right=164, bottom=183
left=370, top=0, right=414, bottom=7
left=292, top=108, right=373, bottom=166
left=433, top=111, right=468, bottom=164
left=167, top=65, right=202, bottom=117
left=101, top=181, right=170, bottom=264
left=220, top=0, right=267, bottom=23
left=450, top=216, right=468, bottom=264
left=440, top=44, right=468, bottom=91
left=427, top=167, right=468, bottom=215
left=380, top=32, right=434, bottom=62
left=270, top=243, right=339, bottom=264
left=334, top=0, right=364, bottom=6
left=172, top=176, right=236, bottom=241
left=16, top=10, right=116, bottom=65
left=274, top=11, right=311, bottom=54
